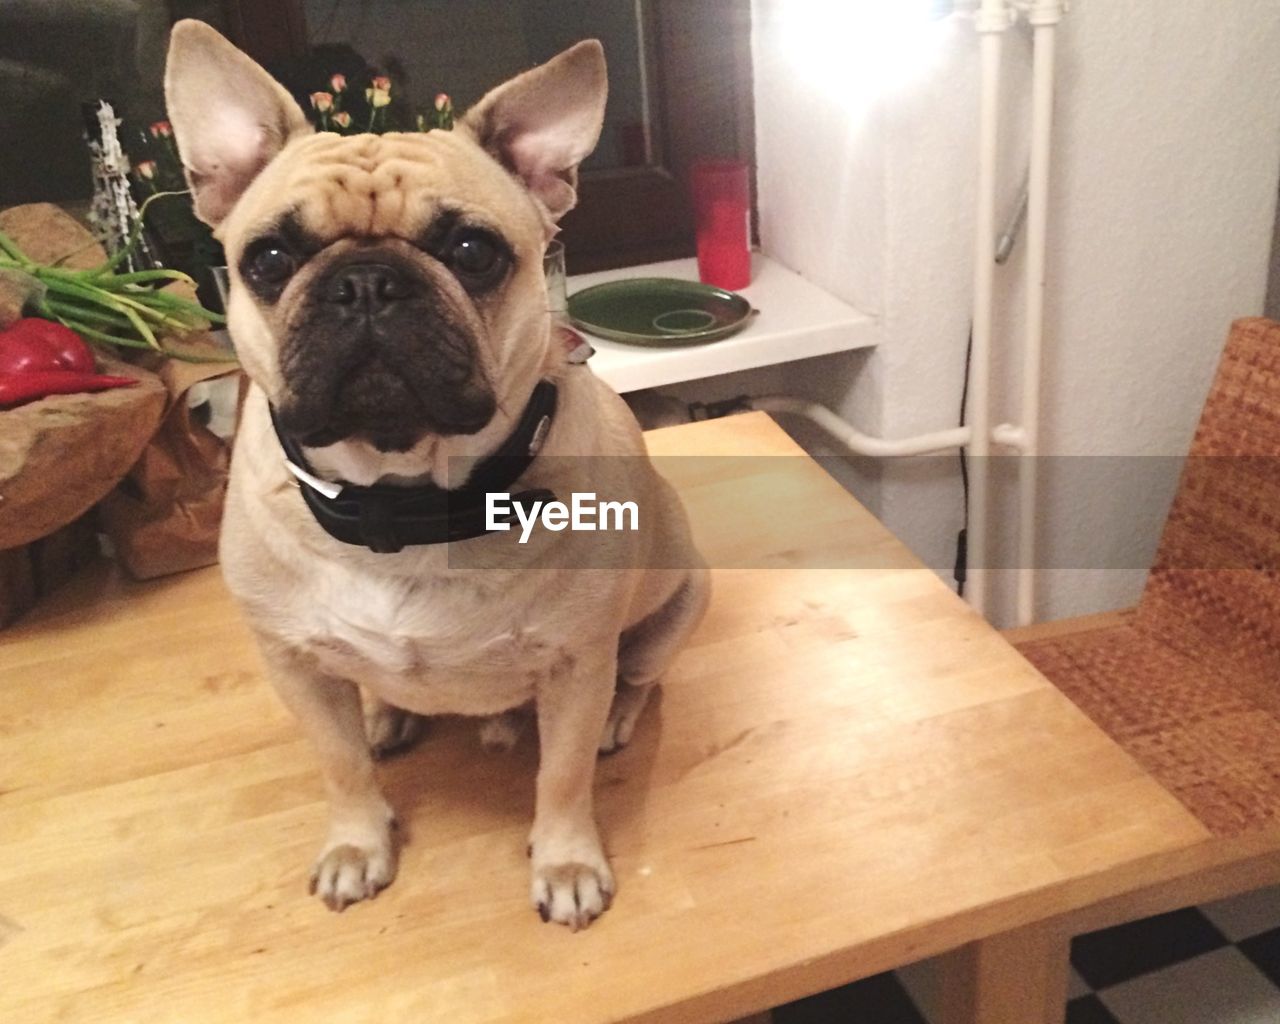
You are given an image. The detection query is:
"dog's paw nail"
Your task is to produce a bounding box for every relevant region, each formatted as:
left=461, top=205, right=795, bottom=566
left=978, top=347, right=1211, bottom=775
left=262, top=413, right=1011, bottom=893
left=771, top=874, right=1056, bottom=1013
left=531, top=858, right=614, bottom=930
left=310, top=839, right=396, bottom=911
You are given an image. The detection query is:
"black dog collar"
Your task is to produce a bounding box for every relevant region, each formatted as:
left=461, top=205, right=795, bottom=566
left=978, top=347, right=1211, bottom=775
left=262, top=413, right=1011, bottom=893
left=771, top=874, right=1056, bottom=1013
left=270, top=381, right=558, bottom=553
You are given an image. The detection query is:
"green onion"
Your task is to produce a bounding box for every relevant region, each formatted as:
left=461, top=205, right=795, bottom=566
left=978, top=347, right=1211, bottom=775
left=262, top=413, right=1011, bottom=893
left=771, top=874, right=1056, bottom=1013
left=0, top=192, right=232, bottom=363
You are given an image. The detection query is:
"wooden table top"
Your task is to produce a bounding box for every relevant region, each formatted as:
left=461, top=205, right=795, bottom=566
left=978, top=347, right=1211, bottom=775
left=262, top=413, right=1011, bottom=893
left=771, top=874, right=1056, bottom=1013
left=0, top=413, right=1208, bottom=1024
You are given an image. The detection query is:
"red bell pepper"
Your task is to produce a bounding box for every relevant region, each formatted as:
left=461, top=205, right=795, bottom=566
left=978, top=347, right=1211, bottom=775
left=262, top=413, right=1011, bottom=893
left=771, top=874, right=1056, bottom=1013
left=0, top=371, right=137, bottom=408
left=0, top=318, right=96, bottom=375
left=0, top=317, right=136, bottom=407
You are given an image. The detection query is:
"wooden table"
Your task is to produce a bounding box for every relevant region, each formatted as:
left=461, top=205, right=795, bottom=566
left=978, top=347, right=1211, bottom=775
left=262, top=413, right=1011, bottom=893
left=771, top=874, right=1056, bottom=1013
left=0, top=413, right=1208, bottom=1024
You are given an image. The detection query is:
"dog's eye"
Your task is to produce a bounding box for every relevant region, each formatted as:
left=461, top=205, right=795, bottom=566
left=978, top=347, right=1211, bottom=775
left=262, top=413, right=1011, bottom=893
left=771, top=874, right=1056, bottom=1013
left=247, top=242, right=297, bottom=286
left=447, top=230, right=509, bottom=289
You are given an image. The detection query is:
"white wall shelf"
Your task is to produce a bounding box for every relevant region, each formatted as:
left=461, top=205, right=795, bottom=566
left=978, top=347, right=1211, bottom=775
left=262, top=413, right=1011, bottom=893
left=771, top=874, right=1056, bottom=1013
left=569, top=255, right=878, bottom=394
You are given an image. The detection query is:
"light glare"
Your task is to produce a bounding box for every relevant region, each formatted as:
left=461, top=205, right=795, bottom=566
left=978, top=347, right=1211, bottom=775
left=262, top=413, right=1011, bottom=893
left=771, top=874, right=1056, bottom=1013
left=778, top=0, right=952, bottom=112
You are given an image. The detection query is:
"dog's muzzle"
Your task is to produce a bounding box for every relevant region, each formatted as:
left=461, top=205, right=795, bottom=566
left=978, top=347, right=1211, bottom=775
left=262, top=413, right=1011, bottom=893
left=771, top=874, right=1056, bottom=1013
left=275, top=252, right=496, bottom=452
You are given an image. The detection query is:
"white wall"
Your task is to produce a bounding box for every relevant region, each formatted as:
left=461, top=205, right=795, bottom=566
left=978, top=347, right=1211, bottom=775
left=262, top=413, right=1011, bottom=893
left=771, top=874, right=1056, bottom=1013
left=750, top=0, right=1280, bottom=625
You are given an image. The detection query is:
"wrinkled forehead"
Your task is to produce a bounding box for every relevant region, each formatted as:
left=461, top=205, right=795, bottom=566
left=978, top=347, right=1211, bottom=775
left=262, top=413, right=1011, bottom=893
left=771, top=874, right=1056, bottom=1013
left=227, top=130, right=538, bottom=252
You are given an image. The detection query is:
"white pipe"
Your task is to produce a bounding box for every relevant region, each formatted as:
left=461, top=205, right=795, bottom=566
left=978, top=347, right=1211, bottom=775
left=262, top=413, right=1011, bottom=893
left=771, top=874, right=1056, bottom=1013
left=992, top=422, right=1028, bottom=450
left=747, top=396, right=972, bottom=457
left=1013, top=0, right=1063, bottom=626
left=966, top=0, right=1011, bottom=619
left=741, top=1, right=1063, bottom=625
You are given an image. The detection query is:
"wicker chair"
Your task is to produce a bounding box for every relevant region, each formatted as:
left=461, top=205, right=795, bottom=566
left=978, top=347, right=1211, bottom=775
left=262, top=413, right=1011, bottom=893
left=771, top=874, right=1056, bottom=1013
left=1006, top=316, right=1280, bottom=949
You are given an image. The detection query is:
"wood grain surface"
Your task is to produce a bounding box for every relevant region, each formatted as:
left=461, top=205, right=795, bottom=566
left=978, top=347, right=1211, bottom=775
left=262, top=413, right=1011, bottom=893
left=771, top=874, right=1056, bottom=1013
left=0, top=413, right=1208, bottom=1023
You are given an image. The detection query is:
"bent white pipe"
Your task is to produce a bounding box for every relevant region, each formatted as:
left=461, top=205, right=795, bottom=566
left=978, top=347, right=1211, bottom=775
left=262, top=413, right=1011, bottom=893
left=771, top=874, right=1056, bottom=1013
left=742, top=0, right=1063, bottom=625
left=747, top=396, right=972, bottom=457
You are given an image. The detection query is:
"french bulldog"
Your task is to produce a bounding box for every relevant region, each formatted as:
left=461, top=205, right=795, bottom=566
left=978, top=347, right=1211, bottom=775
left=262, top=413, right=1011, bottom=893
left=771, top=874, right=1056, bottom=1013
left=164, top=20, right=709, bottom=930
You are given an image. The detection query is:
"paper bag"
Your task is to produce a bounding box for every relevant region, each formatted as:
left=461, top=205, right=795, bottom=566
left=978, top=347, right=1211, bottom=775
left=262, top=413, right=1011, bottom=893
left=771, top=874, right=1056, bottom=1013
left=98, top=348, right=242, bottom=579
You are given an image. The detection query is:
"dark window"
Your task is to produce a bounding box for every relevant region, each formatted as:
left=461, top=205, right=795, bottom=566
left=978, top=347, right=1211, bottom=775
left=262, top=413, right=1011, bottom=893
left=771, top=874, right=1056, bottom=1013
left=224, top=0, right=756, bottom=273
left=1, top=0, right=754, bottom=274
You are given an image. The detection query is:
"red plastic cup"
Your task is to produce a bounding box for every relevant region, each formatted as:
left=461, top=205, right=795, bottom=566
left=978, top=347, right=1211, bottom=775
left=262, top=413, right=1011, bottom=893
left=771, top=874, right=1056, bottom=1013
left=690, top=159, right=751, bottom=290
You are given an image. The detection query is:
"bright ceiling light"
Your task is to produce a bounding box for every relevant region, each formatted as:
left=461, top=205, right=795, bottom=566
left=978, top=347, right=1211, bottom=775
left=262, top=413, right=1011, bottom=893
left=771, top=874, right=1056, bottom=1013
left=776, top=0, right=955, bottom=113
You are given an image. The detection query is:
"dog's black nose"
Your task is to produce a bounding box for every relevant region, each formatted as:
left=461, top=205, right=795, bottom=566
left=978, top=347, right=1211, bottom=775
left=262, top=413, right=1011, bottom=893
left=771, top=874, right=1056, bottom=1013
left=324, top=262, right=414, bottom=311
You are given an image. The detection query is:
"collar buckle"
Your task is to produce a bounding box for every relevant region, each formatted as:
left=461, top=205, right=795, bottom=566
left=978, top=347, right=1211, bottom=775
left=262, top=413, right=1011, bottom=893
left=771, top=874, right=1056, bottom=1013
left=284, top=459, right=344, bottom=499
left=528, top=414, right=551, bottom=456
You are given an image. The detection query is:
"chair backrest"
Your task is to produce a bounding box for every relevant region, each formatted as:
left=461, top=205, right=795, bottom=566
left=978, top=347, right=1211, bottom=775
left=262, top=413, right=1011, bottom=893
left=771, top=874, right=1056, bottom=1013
left=1138, top=317, right=1280, bottom=699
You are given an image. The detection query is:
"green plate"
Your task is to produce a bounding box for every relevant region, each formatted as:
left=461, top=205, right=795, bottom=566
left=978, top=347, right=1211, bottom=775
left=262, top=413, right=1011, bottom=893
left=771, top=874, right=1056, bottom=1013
left=568, top=278, right=754, bottom=346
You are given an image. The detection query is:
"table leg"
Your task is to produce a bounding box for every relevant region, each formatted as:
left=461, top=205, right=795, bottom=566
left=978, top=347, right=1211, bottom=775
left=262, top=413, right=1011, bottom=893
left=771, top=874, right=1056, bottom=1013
left=937, top=921, right=1070, bottom=1024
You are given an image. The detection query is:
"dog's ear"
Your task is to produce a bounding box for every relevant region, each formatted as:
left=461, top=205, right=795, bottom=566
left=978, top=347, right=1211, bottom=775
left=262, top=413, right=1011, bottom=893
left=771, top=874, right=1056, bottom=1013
left=463, top=40, right=607, bottom=223
left=164, top=19, right=310, bottom=227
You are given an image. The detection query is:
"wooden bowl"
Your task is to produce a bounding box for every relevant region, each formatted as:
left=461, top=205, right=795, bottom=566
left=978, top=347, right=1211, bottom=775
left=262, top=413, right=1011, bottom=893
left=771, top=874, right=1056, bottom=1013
left=0, top=357, right=167, bottom=550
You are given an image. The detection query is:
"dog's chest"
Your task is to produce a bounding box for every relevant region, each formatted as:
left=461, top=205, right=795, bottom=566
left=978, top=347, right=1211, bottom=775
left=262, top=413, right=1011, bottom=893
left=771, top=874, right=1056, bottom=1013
left=292, top=571, right=564, bottom=715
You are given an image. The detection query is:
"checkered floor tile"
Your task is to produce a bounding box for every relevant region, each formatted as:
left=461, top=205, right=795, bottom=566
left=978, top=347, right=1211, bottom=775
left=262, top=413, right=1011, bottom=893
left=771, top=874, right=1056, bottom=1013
left=771, top=885, right=1280, bottom=1024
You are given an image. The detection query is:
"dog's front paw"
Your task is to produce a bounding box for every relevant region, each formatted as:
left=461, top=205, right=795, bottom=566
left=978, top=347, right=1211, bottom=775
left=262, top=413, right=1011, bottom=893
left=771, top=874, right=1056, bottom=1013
left=529, top=841, right=615, bottom=931
left=309, top=836, right=396, bottom=911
